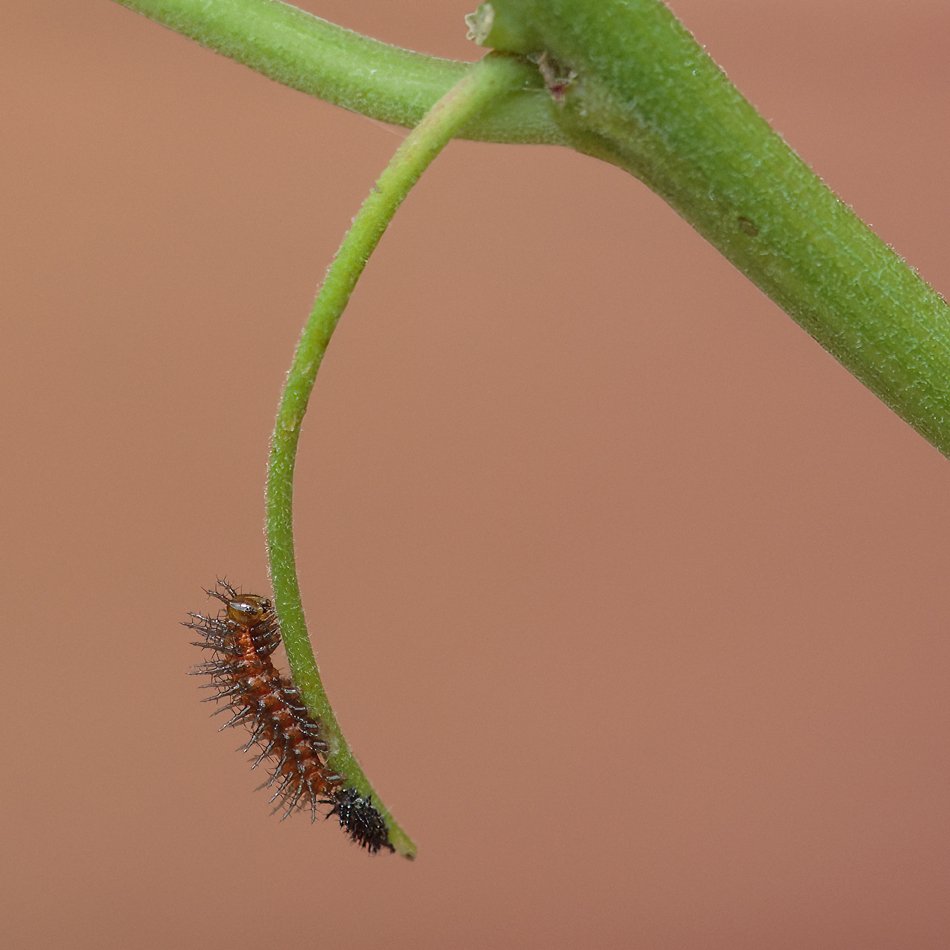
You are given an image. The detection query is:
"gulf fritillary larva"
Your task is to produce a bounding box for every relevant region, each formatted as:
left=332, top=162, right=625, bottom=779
left=185, top=581, right=394, bottom=854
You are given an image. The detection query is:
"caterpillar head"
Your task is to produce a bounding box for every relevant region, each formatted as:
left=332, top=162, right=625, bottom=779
left=225, top=594, right=272, bottom=628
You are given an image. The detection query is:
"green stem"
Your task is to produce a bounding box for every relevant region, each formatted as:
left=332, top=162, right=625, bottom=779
left=115, top=0, right=950, bottom=455
left=475, top=0, right=950, bottom=456
left=265, top=53, right=528, bottom=859
left=111, top=0, right=564, bottom=144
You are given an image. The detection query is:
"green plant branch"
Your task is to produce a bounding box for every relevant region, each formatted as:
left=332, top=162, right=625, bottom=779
left=473, top=0, right=950, bottom=455
left=111, top=0, right=564, bottom=144
left=116, top=0, right=949, bottom=455
left=265, top=52, right=529, bottom=859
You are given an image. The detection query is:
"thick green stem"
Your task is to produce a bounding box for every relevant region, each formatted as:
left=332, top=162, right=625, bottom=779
left=265, top=53, right=529, bottom=859
left=475, top=0, right=950, bottom=455
left=115, top=0, right=950, bottom=454
left=111, top=0, right=564, bottom=144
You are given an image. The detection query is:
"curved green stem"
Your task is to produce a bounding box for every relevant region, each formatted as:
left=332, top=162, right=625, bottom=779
left=111, top=0, right=564, bottom=144
left=265, top=53, right=529, bottom=859
left=475, top=0, right=950, bottom=456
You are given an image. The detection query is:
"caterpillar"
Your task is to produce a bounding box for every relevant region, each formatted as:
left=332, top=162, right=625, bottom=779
left=185, top=580, right=393, bottom=854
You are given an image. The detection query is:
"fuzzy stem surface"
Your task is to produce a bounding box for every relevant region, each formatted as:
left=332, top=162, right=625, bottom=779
left=476, top=0, right=950, bottom=455
left=266, top=53, right=530, bottom=859
left=111, top=0, right=564, bottom=144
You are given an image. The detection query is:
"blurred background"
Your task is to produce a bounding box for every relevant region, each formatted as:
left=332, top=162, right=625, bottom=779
left=3, top=1, right=949, bottom=947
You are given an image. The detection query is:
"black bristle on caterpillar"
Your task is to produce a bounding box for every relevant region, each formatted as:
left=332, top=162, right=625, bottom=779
left=185, top=580, right=394, bottom=854
left=323, top=788, right=392, bottom=852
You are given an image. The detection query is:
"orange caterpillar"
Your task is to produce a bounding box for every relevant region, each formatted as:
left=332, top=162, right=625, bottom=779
left=186, top=581, right=393, bottom=854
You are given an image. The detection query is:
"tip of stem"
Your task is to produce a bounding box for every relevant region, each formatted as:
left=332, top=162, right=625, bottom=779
left=389, top=825, right=418, bottom=860
left=464, top=3, right=494, bottom=46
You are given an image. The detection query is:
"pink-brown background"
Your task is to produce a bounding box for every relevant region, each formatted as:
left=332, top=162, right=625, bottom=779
left=3, top=1, right=949, bottom=947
